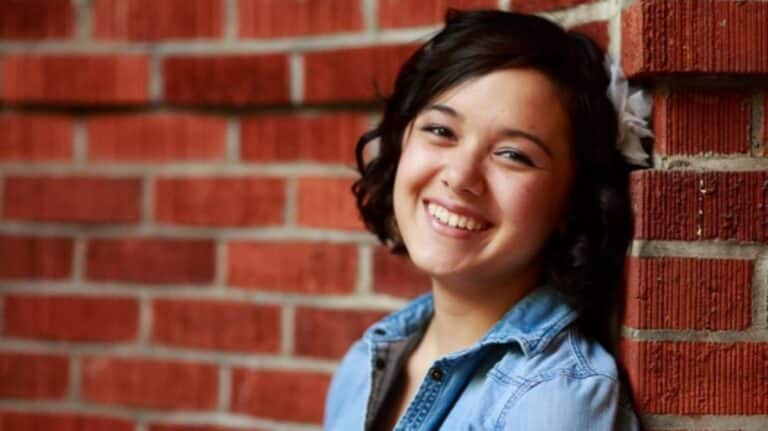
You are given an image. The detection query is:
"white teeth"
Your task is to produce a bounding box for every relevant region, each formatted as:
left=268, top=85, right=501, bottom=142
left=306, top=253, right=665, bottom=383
left=426, top=202, right=487, bottom=232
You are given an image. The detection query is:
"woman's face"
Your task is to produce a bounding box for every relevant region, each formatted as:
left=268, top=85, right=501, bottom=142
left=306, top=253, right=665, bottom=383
left=392, top=68, right=573, bottom=290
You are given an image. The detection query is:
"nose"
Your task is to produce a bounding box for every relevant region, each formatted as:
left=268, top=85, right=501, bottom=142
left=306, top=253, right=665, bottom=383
left=441, top=151, right=485, bottom=196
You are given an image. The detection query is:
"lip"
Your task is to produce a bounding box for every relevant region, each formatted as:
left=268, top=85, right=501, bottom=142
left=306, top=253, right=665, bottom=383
left=422, top=198, right=493, bottom=226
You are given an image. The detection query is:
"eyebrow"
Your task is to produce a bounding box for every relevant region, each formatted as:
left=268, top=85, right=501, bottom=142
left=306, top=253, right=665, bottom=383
left=425, top=104, right=552, bottom=157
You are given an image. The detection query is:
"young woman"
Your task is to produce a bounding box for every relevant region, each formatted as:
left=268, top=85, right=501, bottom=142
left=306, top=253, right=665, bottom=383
left=324, top=9, right=647, bottom=431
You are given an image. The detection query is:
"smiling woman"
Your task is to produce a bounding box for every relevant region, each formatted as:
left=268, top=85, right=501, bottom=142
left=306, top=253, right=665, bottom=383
left=325, top=9, right=646, bottom=431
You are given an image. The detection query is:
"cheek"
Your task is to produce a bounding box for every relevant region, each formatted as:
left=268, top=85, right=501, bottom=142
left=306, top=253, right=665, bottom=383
left=394, top=138, right=437, bottom=196
left=491, top=174, right=563, bottom=224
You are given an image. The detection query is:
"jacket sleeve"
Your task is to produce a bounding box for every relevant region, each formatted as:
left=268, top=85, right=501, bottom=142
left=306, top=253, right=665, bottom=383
left=498, top=373, right=641, bottom=431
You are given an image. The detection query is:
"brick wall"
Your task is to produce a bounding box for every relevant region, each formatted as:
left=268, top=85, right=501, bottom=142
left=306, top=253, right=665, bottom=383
left=0, top=1, right=765, bottom=430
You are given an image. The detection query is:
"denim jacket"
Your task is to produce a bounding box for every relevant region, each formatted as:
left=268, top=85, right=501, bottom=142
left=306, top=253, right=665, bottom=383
left=324, top=283, right=641, bottom=430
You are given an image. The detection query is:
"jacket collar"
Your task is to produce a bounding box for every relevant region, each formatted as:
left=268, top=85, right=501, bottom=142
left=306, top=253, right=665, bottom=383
left=364, top=282, right=580, bottom=357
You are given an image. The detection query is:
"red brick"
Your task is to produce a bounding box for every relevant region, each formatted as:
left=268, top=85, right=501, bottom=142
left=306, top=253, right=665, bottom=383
left=82, top=357, right=218, bottom=410
left=0, top=352, right=68, bottom=399
left=231, top=368, right=330, bottom=423
left=4, top=295, right=139, bottom=342
left=0, top=114, right=73, bottom=161
left=86, top=238, right=215, bottom=284
left=0, top=0, right=73, bottom=40
left=227, top=242, right=357, bottom=293
left=0, top=235, right=73, bottom=279
left=0, top=411, right=132, bottom=431
left=150, top=425, right=262, bottom=431
left=240, top=113, right=366, bottom=163
left=154, top=177, right=285, bottom=226
left=3, top=176, right=141, bottom=223
left=764, top=91, right=768, bottom=156
left=373, top=247, right=431, bottom=298
left=164, top=55, right=290, bottom=106
left=297, top=177, right=363, bottom=230
left=378, top=0, right=496, bottom=28
left=294, top=308, right=387, bottom=359
left=304, top=44, right=418, bottom=103
left=625, top=257, right=752, bottom=330
left=569, top=20, right=609, bottom=52
left=511, top=0, right=593, bottom=13
left=2, top=55, right=149, bottom=105
left=630, top=171, right=768, bottom=241
left=620, top=339, right=768, bottom=414
left=87, top=114, right=226, bottom=162
left=93, top=0, right=222, bottom=40
left=239, top=0, right=362, bottom=37
left=654, top=90, right=751, bottom=155
left=152, top=299, right=281, bottom=352
left=622, top=0, right=768, bottom=77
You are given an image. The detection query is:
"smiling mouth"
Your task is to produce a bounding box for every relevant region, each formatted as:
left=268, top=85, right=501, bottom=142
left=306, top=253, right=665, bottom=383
left=425, top=201, right=491, bottom=232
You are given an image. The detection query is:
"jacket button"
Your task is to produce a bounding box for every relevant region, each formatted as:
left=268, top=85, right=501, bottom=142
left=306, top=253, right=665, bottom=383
left=429, top=367, right=444, bottom=381
left=373, top=328, right=386, bottom=335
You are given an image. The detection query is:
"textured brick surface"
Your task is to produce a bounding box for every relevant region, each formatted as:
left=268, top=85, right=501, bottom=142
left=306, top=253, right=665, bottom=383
left=239, top=0, right=362, bottom=37
left=230, top=369, right=330, bottom=423
left=240, top=113, right=366, bottom=163
left=2, top=55, right=149, bottom=105
left=3, top=176, right=142, bottom=223
left=570, top=20, right=609, bottom=52
left=654, top=90, right=751, bottom=155
left=511, top=0, right=594, bottom=13
left=164, top=55, right=290, bottom=106
left=373, top=248, right=431, bottom=298
left=294, top=308, right=387, bottom=359
left=621, top=340, right=768, bottom=414
left=0, top=411, right=133, bottom=431
left=152, top=299, right=281, bottom=352
left=4, top=295, right=139, bottom=341
left=227, top=242, right=357, bottom=293
left=150, top=425, right=262, bottom=431
left=630, top=171, right=768, bottom=242
left=82, top=357, right=218, bottom=410
left=378, top=0, right=497, bottom=28
left=622, top=0, right=768, bottom=77
left=93, top=0, right=222, bottom=40
left=0, top=114, right=73, bottom=161
left=154, top=177, right=285, bottom=226
left=625, top=257, right=752, bottom=330
left=296, top=177, right=363, bottom=230
left=0, top=0, right=73, bottom=39
left=86, top=238, right=215, bottom=284
left=87, top=114, right=226, bottom=162
left=304, top=44, right=418, bottom=103
left=0, top=352, right=68, bottom=399
left=0, top=235, right=73, bottom=279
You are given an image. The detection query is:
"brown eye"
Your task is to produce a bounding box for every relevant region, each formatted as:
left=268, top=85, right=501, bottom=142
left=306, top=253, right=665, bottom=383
left=495, top=149, right=534, bottom=167
left=422, top=125, right=455, bottom=139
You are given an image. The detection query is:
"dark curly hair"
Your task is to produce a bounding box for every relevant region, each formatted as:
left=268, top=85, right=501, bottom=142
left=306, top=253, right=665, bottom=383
left=352, top=9, right=637, bottom=363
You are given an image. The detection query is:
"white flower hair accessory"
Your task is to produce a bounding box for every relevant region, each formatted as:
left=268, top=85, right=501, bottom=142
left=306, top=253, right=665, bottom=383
left=604, top=55, right=654, bottom=167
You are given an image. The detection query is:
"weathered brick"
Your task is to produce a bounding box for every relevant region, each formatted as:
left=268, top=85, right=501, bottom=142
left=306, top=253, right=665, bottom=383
left=621, top=339, right=768, bottom=414
left=630, top=171, right=768, bottom=242
left=294, top=308, right=387, bottom=359
left=82, top=357, right=218, bottom=410
left=230, top=368, right=330, bottom=423
left=0, top=411, right=133, bottom=431
left=654, top=90, right=751, bottom=155
left=0, top=114, right=73, bottom=161
left=150, top=425, right=262, bottom=431
left=238, top=0, right=362, bottom=37
left=373, top=247, right=431, bottom=298
left=569, top=20, right=609, bottom=52
left=0, top=352, right=68, bottom=399
left=154, top=177, right=285, bottom=226
left=227, top=242, right=357, bottom=293
left=511, top=0, right=594, bottom=13
left=152, top=299, right=281, bottom=352
left=3, top=176, right=142, bottom=223
left=87, top=114, right=226, bottom=162
left=240, top=113, right=366, bottom=163
left=93, top=0, right=222, bottom=40
left=2, top=55, right=149, bottom=105
left=378, top=0, right=496, bottom=28
left=625, top=257, right=752, bottom=330
left=0, top=0, right=73, bottom=40
left=164, top=55, right=290, bottom=106
left=296, top=177, right=363, bottom=230
left=0, top=235, right=73, bottom=279
left=622, top=0, right=768, bottom=77
left=4, top=295, right=139, bottom=342
left=304, top=44, right=418, bottom=103
left=86, top=238, right=215, bottom=284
